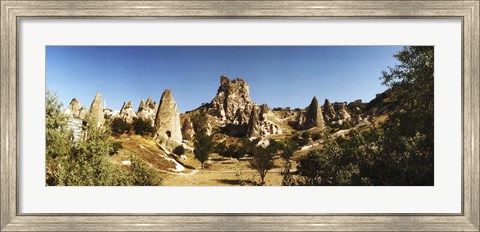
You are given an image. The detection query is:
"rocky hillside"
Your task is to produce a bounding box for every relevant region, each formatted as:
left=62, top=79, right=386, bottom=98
left=65, top=75, right=392, bottom=147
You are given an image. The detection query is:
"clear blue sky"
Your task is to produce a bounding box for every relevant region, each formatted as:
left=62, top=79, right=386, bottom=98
left=46, top=46, right=402, bottom=113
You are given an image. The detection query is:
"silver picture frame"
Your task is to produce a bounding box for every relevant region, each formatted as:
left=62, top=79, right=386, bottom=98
left=1, top=1, right=479, bottom=231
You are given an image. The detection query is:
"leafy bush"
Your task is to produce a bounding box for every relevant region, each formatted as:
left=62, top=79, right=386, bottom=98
left=216, top=141, right=229, bottom=157
left=111, top=117, right=132, bottom=134
left=312, top=133, right=321, bottom=141
left=296, top=46, right=434, bottom=186
left=111, top=141, right=123, bottom=155
left=46, top=90, right=159, bottom=186
left=132, top=118, right=155, bottom=136
left=130, top=155, right=162, bottom=186
left=173, top=145, right=185, bottom=156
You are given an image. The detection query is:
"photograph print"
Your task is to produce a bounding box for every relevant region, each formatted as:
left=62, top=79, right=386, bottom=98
left=46, top=46, right=434, bottom=186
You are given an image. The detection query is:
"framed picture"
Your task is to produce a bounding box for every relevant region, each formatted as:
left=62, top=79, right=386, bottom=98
left=1, top=0, right=478, bottom=231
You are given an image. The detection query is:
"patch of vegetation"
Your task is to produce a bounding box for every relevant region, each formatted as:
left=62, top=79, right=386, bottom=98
left=173, top=145, right=185, bottom=156
left=130, top=155, right=162, bottom=186
left=192, top=111, right=214, bottom=169
left=110, top=117, right=132, bottom=134
left=297, top=46, right=434, bottom=186
left=132, top=118, right=155, bottom=136
left=46, top=90, right=161, bottom=186
left=312, top=132, right=321, bottom=141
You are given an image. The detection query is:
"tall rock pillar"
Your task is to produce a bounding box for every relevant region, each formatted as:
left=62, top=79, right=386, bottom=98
left=154, top=90, right=182, bottom=144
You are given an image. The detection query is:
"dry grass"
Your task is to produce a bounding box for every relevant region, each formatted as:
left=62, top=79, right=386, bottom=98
left=162, top=165, right=284, bottom=186
left=111, top=134, right=177, bottom=171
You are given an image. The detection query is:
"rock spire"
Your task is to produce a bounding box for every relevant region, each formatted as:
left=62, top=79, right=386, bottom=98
left=154, top=90, right=182, bottom=144
left=89, top=92, right=105, bottom=127
left=301, top=96, right=324, bottom=129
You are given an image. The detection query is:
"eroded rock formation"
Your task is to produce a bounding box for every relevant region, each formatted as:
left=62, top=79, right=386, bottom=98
left=89, top=92, right=105, bottom=127
left=300, top=96, right=325, bottom=130
left=210, top=75, right=251, bottom=122
left=137, top=97, right=157, bottom=125
left=181, top=118, right=195, bottom=141
left=154, top=90, right=182, bottom=145
left=118, top=101, right=137, bottom=124
left=64, top=98, right=82, bottom=119
left=246, top=106, right=261, bottom=138
left=323, top=99, right=336, bottom=122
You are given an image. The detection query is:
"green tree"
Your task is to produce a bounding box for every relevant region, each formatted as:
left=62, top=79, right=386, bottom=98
left=173, top=145, right=185, bottom=156
left=216, top=141, right=230, bottom=158
left=192, top=112, right=214, bottom=169
left=249, top=146, right=274, bottom=186
left=46, top=89, right=160, bottom=186
left=46, top=90, right=74, bottom=185
left=280, top=139, right=298, bottom=186
left=378, top=46, right=434, bottom=185
left=296, top=46, right=434, bottom=186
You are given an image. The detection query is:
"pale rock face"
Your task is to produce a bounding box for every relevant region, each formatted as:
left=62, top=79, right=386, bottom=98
left=333, top=102, right=351, bottom=120
left=154, top=90, right=182, bottom=145
left=301, top=96, right=325, bottom=130
left=119, top=101, right=137, bottom=124
left=209, top=75, right=282, bottom=138
left=64, top=98, right=82, bottom=119
left=89, top=92, right=105, bottom=127
left=247, top=106, right=261, bottom=138
left=137, top=97, right=157, bottom=126
left=259, top=103, right=269, bottom=121
left=209, top=76, right=251, bottom=122
left=269, top=124, right=281, bottom=135
left=78, top=106, right=87, bottom=120
left=181, top=118, right=195, bottom=141
left=232, top=108, right=244, bottom=125
left=323, top=99, right=337, bottom=122
left=104, top=109, right=115, bottom=119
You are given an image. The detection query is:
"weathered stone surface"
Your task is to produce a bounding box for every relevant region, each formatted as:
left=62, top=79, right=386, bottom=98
left=89, top=92, right=105, bottom=127
left=205, top=75, right=283, bottom=138
left=138, top=99, right=146, bottom=112
left=333, top=102, right=351, bottom=120
left=259, top=103, right=269, bottom=121
left=119, top=101, right=137, bottom=124
left=181, top=118, right=195, bottom=141
left=104, top=108, right=116, bottom=119
left=210, top=75, right=251, bottom=122
left=137, top=97, right=156, bottom=125
left=323, top=99, right=336, bottom=122
left=64, top=98, right=83, bottom=119
left=154, top=90, right=182, bottom=145
left=232, top=108, right=244, bottom=125
left=301, top=96, right=325, bottom=129
left=146, top=96, right=158, bottom=114
left=246, top=106, right=261, bottom=138
left=78, top=106, right=87, bottom=120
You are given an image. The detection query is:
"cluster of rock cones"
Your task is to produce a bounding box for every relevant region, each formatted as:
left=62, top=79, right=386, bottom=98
left=65, top=75, right=383, bottom=147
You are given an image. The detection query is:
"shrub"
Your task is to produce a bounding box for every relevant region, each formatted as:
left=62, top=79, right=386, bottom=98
left=46, top=90, right=137, bottom=186
left=312, top=133, right=321, bottom=141
left=216, top=141, right=229, bottom=157
left=173, top=145, right=185, bottom=156
left=111, top=118, right=132, bottom=134
left=130, top=155, right=162, bottom=186
left=111, top=141, right=123, bottom=155
left=132, top=118, right=155, bottom=136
